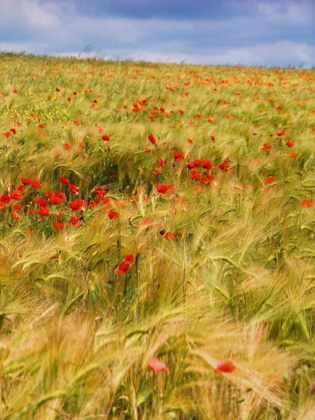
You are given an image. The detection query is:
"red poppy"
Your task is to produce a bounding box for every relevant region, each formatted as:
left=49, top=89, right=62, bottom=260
left=191, top=170, right=200, bottom=181
left=164, top=232, right=175, bottom=240
left=148, top=133, right=157, bottom=146
left=173, top=151, right=185, bottom=161
left=55, top=191, right=66, bottom=199
left=68, top=199, right=87, bottom=211
left=0, top=194, right=11, bottom=203
left=53, top=221, right=65, bottom=230
left=21, top=177, right=32, bottom=185
left=10, top=191, right=21, bottom=201
left=116, top=262, right=129, bottom=274
left=148, top=357, right=169, bottom=373
left=108, top=210, right=119, bottom=219
left=214, top=360, right=236, bottom=374
left=60, top=175, right=70, bottom=184
left=151, top=169, right=161, bottom=176
left=276, top=130, right=286, bottom=136
left=10, top=212, right=21, bottom=220
left=300, top=199, right=313, bottom=208
left=10, top=128, right=17, bottom=134
left=0, top=202, right=6, bottom=210
left=102, top=134, right=110, bottom=141
left=49, top=196, right=63, bottom=205
left=218, top=161, right=229, bottom=172
left=123, top=254, right=134, bottom=265
left=158, top=159, right=166, bottom=167
left=31, top=179, right=42, bottom=188
left=65, top=143, right=72, bottom=150
left=12, top=203, right=24, bottom=211
left=264, top=177, right=275, bottom=185
left=156, top=184, right=174, bottom=194
left=286, top=141, right=294, bottom=148
left=70, top=216, right=80, bottom=226
left=263, top=143, right=273, bottom=150
left=36, top=207, right=50, bottom=217
left=68, top=184, right=79, bottom=195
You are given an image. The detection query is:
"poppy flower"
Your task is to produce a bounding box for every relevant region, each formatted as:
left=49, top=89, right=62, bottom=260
left=156, top=184, right=174, bottom=194
left=263, top=143, right=272, bottom=150
left=49, top=196, right=63, bottom=205
left=200, top=159, right=212, bottom=170
left=151, top=169, right=161, bottom=176
left=69, top=199, right=87, bottom=211
left=0, top=194, right=11, bottom=203
left=60, top=175, right=70, bottom=184
left=148, top=357, right=169, bottom=373
left=0, top=202, right=6, bottom=210
left=39, top=124, right=45, bottom=129
left=65, top=143, right=72, bottom=150
left=53, top=221, right=65, bottom=230
left=10, top=191, right=21, bottom=201
left=264, top=177, right=275, bottom=185
left=276, top=130, right=286, bottom=136
left=173, top=151, right=185, bottom=162
left=31, top=179, right=42, bottom=188
left=36, top=207, right=50, bottom=217
left=164, top=232, right=175, bottom=240
left=68, top=184, right=79, bottom=195
left=102, top=134, right=110, bottom=141
left=211, top=136, right=216, bottom=141
left=10, top=212, right=21, bottom=220
left=286, top=141, right=294, bottom=148
left=55, top=191, right=66, bottom=199
left=123, top=254, right=134, bottom=265
left=108, top=210, right=119, bottom=219
left=3, top=131, right=11, bottom=138
left=218, top=161, right=229, bottom=172
left=70, top=216, right=80, bottom=226
left=158, top=159, right=166, bottom=167
left=300, top=199, right=313, bottom=208
left=21, top=177, right=32, bottom=185
left=10, top=128, right=17, bottom=134
left=116, top=262, right=129, bottom=274
left=148, top=133, right=157, bottom=146
left=214, top=360, right=236, bottom=374
left=191, top=170, right=200, bottom=181
left=56, top=87, right=60, bottom=92
left=12, top=203, right=24, bottom=211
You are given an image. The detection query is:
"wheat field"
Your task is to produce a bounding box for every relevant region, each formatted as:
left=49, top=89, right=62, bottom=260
left=0, top=53, right=315, bottom=419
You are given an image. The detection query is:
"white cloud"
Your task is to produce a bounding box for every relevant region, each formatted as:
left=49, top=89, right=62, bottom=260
left=257, top=1, right=314, bottom=25
left=0, top=0, right=314, bottom=68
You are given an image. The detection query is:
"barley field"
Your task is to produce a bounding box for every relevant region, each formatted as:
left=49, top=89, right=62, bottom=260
left=0, top=53, right=315, bottom=419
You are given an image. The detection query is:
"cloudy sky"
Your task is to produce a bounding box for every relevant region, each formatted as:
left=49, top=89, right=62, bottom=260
left=0, top=0, right=314, bottom=67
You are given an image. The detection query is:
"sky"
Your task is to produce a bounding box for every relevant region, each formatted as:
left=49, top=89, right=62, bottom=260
left=0, top=0, right=314, bottom=68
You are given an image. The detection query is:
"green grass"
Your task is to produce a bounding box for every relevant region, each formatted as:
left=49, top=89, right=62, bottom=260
left=0, top=52, right=315, bottom=419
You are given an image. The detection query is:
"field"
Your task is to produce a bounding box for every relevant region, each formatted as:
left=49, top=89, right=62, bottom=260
left=0, top=53, right=315, bottom=419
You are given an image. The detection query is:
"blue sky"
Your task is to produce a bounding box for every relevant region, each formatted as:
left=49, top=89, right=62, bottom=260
left=0, top=0, right=314, bottom=67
